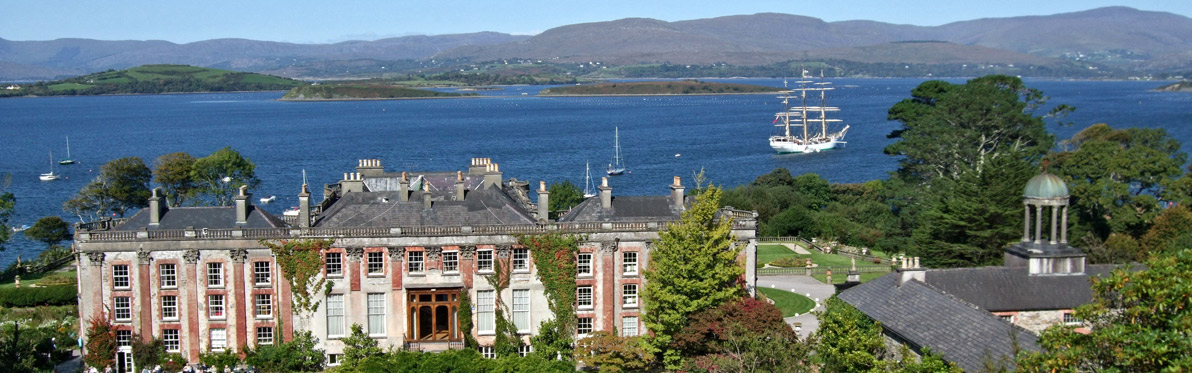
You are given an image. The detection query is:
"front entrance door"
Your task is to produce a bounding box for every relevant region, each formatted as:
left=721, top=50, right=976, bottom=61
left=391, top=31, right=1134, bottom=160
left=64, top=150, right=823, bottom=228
left=406, top=289, right=461, bottom=342
left=116, top=348, right=133, bottom=373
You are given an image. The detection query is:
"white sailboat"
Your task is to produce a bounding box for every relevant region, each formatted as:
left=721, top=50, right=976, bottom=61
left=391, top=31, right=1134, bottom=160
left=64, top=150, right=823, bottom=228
left=583, top=162, right=597, bottom=198
left=40, top=151, right=59, bottom=181
left=58, top=136, right=76, bottom=165
left=607, top=127, right=627, bottom=175
left=769, top=72, right=850, bottom=154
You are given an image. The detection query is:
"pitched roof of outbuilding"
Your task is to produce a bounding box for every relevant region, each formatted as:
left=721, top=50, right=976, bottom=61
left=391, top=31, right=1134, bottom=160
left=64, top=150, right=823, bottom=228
left=839, top=274, right=1040, bottom=372
left=116, top=206, right=287, bottom=230
left=922, top=265, right=1119, bottom=312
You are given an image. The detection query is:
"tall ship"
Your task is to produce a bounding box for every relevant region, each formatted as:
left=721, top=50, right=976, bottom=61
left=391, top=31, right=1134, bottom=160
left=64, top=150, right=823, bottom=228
left=769, top=73, right=850, bottom=154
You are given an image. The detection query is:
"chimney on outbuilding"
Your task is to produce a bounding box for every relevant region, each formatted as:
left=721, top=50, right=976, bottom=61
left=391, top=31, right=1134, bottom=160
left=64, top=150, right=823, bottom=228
left=234, top=185, right=252, bottom=224
left=670, top=176, right=685, bottom=211
left=422, top=181, right=433, bottom=210
left=399, top=172, right=410, bottom=202
left=298, top=184, right=311, bottom=228
left=897, top=256, right=925, bottom=286
left=149, top=187, right=166, bottom=225
left=538, top=181, right=550, bottom=222
left=599, top=177, right=612, bottom=210
left=455, top=171, right=466, bottom=201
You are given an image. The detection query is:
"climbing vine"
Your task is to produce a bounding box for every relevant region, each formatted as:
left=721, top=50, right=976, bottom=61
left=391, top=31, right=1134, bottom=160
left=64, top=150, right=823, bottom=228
left=482, top=258, right=524, bottom=357
left=518, top=233, right=582, bottom=359
left=458, top=289, right=478, bottom=349
left=259, top=238, right=335, bottom=314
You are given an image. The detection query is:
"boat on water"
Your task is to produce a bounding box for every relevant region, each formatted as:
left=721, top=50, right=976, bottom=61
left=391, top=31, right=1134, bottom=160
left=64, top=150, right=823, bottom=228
left=607, top=127, right=627, bottom=175
left=58, top=136, right=76, bottom=165
left=11, top=224, right=29, bottom=233
left=40, top=151, right=60, bottom=181
left=583, top=162, right=597, bottom=198
left=259, top=195, right=277, bottom=204
left=769, top=72, right=850, bottom=154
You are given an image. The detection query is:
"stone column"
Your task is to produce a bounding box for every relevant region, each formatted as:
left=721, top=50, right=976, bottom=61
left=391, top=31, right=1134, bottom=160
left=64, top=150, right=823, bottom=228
left=1034, top=205, right=1044, bottom=244
left=230, top=249, right=249, bottom=351
left=1023, top=205, right=1031, bottom=242
left=460, top=246, right=476, bottom=288
left=182, top=249, right=201, bottom=362
left=388, top=247, right=405, bottom=290
left=600, top=241, right=617, bottom=332
left=137, top=250, right=153, bottom=343
left=1060, top=206, right=1069, bottom=244
left=346, top=247, right=365, bottom=331
left=1049, top=205, right=1059, bottom=244
left=86, top=252, right=106, bottom=327
left=346, top=248, right=364, bottom=292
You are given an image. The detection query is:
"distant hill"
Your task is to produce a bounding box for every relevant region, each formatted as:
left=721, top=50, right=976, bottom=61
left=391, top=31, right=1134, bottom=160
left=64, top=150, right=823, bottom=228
left=2, top=7, right=1191, bottom=80
left=1, top=64, right=303, bottom=97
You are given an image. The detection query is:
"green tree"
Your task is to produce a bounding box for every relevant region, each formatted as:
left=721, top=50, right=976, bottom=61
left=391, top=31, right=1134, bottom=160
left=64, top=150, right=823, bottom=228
left=153, top=152, right=197, bottom=207
left=64, top=157, right=152, bottom=219
left=816, top=297, right=887, bottom=372
left=574, top=332, right=657, bottom=373
left=191, top=147, right=261, bottom=206
left=340, top=324, right=382, bottom=369
left=547, top=180, right=583, bottom=217
left=22, top=216, right=71, bottom=248
left=0, top=186, right=13, bottom=252
left=199, top=348, right=241, bottom=372
left=244, top=330, right=324, bottom=373
left=675, top=297, right=812, bottom=372
left=642, top=186, right=742, bottom=368
left=83, top=316, right=116, bottom=370
left=1018, top=247, right=1192, bottom=371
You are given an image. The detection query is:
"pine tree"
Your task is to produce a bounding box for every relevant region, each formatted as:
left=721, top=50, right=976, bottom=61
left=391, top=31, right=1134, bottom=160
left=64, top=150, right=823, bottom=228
left=642, top=186, right=743, bottom=368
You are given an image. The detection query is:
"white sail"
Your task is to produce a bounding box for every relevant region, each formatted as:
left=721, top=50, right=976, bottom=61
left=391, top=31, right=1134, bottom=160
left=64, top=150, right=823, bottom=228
left=768, top=72, right=850, bottom=154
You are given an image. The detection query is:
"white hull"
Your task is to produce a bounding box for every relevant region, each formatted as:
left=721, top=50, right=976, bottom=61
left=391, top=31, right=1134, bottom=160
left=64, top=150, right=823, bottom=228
left=39, top=172, right=59, bottom=181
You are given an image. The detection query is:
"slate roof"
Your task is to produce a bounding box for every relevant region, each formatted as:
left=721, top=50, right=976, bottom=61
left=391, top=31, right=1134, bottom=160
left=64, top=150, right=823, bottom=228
left=839, top=274, right=1040, bottom=372
left=558, top=195, right=682, bottom=222
left=923, top=265, right=1119, bottom=312
left=314, top=185, right=537, bottom=227
left=115, top=206, right=287, bottom=230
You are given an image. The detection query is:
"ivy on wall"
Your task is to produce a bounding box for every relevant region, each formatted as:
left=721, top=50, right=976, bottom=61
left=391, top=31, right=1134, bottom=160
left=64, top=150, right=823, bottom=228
left=518, top=233, right=582, bottom=360
left=481, top=258, right=524, bottom=357
left=259, top=238, right=335, bottom=315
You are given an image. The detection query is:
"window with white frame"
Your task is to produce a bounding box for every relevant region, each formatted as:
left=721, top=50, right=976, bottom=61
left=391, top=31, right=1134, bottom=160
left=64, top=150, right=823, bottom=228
left=479, top=346, right=495, bottom=359
left=161, top=295, right=178, bottom=320
left=477, top=250, right=493, bottom=272
left=210, top=328, right=227, bottom=351
left=518, top=345, right=533, bottom=357
left=206, top=262, right=223, bottom=287
left=114, top=296, right=131, bottom=321
left=163, top=329, right=180, bottom=352
left=577, top=253, right=592, bottom=277
left=622, top=252, right=638, bottom=275
left=113, top=265, right=130, bottom=288
left=1063, top=312, right=1081, bottom=325
left=116, top=330, right=132, bottom=347
left=577, top=286, right=593, bottom=309
left=325, top=253, right=342, bottom=276
left=408, top=251, right=424, bottom=273
left=254, top=261, right=271, bottom=285
left=327, top=294, right=345, bottom=337
left=999, top=314, right=1014, bottom=323
left=255, top=294, right=272, bottom=317
left=512, top=248, right=529, bottom=271
left=368, top=293, right=385, bottom=336
left=477, top=290, right=495, bottom=334
left=367, top=252, right=384, bottom=274
left=208, top=294, right=225, bottom=319
left=327, top=353, right=342, bottom=366
left=622, top=316, right=639, bottom=337
left=577, top=317, right=593, bottom=336
left=623, top=284, right=638, bottom=307
left=513, top=289, right=530, bottom=333
left=159, top=263, right=176, bottom=288
left=256, top=327, right=274, bottom=345
left=443, top=251, right=459, bottom=273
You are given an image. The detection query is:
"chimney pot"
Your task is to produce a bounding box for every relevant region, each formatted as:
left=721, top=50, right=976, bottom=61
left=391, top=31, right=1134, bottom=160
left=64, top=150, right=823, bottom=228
left=599, top=177, right=613, bottom=209
left=538, top=181, right=550, bottom=222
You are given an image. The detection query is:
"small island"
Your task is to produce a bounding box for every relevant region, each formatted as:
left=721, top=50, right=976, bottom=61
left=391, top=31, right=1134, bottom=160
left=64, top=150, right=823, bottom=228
left=0, top=65, right=303, bottom=97
left=538, top=80, right=784, bottom=96
left=280, top=85, right=475, bottom=100
left=1154, top=81, right=1192, bottom=92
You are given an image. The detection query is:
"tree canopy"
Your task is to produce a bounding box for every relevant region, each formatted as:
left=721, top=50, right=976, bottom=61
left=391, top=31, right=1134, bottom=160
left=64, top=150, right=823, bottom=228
left=190, top=147, right=261, bottom=206
left=0, top=185, right=13, bottom=252
left=153, top=152, right=197, bottom=207
left=546, top=180, right=584, bottom=217
left=22, top=216, right=71, bottom=247
left=63, top=157, right=151, bottom=220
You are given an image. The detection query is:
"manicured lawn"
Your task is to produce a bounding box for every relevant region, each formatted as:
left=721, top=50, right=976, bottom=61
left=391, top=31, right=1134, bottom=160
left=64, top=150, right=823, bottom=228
left=0, top=269, right=77, bottom=289
left=812, top=271, right=888, bottom=285
left=757, top=244, right=799, bottom=267
left=757, top=287, right=816, bottom=317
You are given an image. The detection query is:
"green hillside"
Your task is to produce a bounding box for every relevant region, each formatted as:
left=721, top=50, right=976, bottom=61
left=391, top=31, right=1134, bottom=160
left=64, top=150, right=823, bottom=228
left=539, top=80, right=782, bottom=95
left=1, top=65, right=304, bottom=97
left=280, top=84, right=473, bottom=100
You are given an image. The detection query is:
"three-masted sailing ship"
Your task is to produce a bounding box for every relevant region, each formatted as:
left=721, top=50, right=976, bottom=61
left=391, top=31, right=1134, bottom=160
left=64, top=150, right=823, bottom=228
left=769, top=72, right=850, bottom=154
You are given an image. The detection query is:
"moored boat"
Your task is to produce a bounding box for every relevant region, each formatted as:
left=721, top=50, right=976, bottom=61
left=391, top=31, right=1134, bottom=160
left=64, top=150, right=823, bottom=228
left=769, top=72, right=850, bottom=154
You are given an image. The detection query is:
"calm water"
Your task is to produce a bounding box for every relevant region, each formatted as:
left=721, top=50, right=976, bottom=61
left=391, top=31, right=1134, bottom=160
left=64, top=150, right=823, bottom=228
left=1, top=78, right=1189, bottom=265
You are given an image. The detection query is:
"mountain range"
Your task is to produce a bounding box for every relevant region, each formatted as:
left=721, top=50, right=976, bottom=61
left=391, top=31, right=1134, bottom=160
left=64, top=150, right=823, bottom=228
left=2, top=6, right=1190, bottom=81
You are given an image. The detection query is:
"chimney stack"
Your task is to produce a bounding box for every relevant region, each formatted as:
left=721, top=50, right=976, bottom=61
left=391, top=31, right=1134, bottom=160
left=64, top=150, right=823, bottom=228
left=356, top=159, right=384, bottom=177
left=897, top=256, right=925, bottom=286
left=483, top=163, right=502, bottom=188
left=538, top=181, right=550, bottom=222
left=234, top=185, right=252, bottom=224
left=599, top=177, right=612, bottom=210
left=298, top=184, right=311, bottom=228
left=149, top=187, right=166, bottom=225
left=455, top=171, right=466, bottom=201
left=422, top=181, right=433, bottom=210
left=670, top=176, right=685, bottom=211
left=341, top=172, right=365, bottom=193
left=399, top=172, right=410, bottom=202
left=469, top=157, right=491, bottom=175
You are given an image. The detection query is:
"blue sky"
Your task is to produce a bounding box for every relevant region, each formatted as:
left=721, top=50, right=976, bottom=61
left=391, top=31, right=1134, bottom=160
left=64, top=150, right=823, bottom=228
left=2, top=0, right=1189, bottom=44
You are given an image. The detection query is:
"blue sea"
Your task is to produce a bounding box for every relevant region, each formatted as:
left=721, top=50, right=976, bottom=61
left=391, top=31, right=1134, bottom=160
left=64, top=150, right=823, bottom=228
left=1, top=78, right=1190, bottom=266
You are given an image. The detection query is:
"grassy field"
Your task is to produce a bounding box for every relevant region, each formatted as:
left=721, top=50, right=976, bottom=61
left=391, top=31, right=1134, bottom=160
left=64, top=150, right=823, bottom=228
left=757, top=244, right=800, bottom=267
left=0, top=269, right=77, bottom=289
left=757, top=287, right=816, bottom=317
left=813, top=272, right=888, bottom=285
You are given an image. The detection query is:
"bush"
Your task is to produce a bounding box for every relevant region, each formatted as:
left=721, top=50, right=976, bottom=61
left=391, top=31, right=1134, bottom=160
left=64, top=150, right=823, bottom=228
left=0, top=285, right=78, bottom=307
left=199, top=348, right=241, bottom=371
left=770, top=257, right=809, bottom=267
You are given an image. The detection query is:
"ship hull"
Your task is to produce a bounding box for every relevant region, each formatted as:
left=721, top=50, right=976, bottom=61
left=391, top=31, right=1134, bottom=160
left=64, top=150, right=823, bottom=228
left=769, top=136, right=846, bottom=154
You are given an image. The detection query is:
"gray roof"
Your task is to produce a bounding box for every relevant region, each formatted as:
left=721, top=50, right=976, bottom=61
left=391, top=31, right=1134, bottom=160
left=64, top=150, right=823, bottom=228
left=923, top=265, right=1119, bottom=312
left=116, top=206, right=287, bottom=230
left=839, top=274, right=1040, bottom=372
left=314, top=185, right=537, bottom=227
left=558, top=195, right=682, bottom=222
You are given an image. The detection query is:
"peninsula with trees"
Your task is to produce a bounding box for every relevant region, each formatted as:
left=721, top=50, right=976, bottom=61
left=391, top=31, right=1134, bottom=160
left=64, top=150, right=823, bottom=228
left=538, top=80, right=782, bottom=96
left=0, top=65, right=304, bottom=97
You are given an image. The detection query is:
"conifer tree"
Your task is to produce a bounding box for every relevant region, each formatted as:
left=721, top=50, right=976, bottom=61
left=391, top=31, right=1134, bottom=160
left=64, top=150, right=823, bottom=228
left=642, top=186, right=742, bottom=368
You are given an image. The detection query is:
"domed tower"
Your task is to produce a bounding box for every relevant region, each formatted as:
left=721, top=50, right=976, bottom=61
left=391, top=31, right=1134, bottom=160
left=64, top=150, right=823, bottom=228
left=1004, top=172, right=1086, bottom=275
